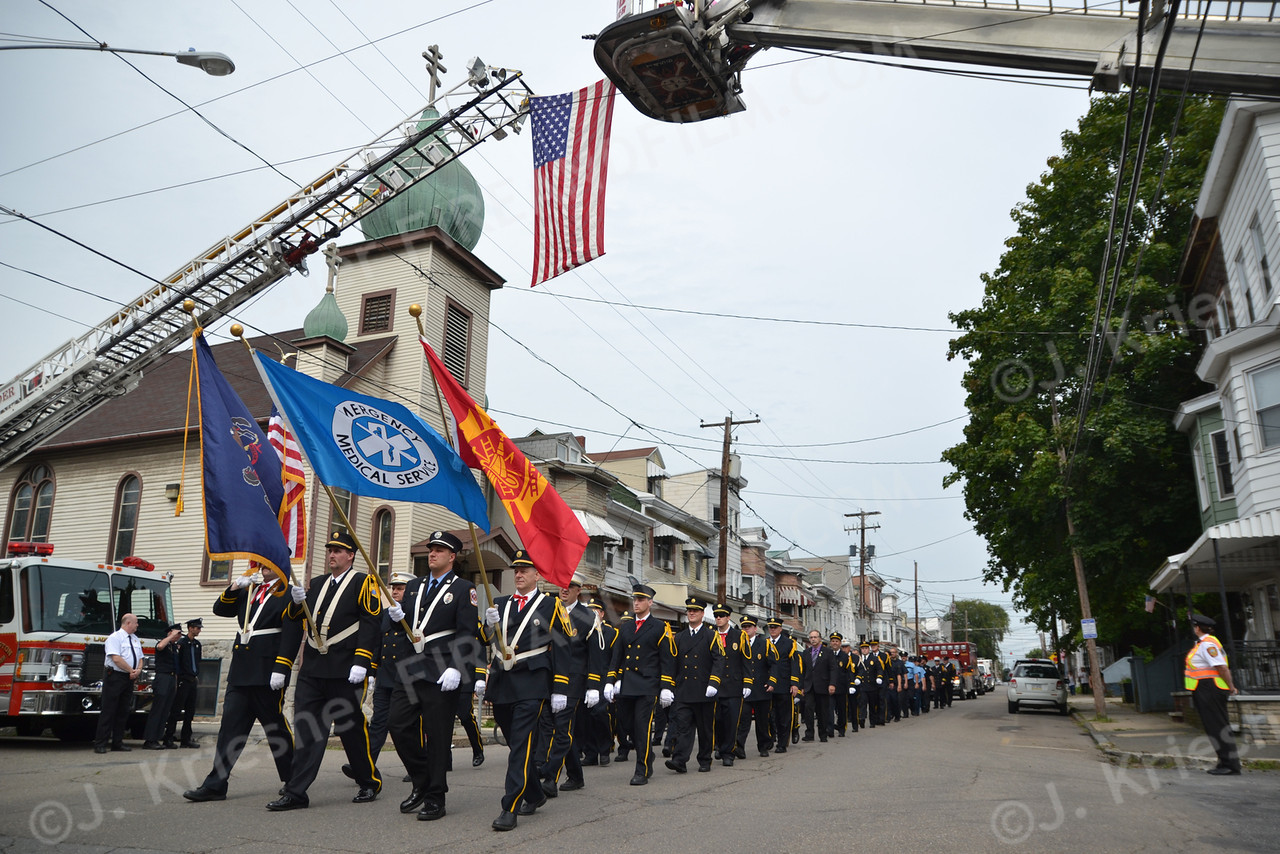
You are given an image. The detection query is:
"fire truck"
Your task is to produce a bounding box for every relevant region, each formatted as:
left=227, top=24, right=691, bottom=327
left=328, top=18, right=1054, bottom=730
left=919, top=640, right=982, bottom=700
left=0, top=542, right=173, bottom=740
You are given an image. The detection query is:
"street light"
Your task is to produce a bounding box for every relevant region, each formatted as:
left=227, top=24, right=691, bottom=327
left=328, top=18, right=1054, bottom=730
left=0, top=42, right=234, bottom=75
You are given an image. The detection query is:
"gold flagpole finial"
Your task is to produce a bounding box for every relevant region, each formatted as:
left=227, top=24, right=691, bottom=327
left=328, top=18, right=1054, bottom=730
left=230, top=323, right=253, bottom=354
left=408, top=304, right=425, bottom=336
left=183, top=299, right=203, bottom=335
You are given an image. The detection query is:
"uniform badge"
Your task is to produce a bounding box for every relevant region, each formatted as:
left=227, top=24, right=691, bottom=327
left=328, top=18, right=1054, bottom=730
left=1207, top=645, right=1218, bottom=656
left=534, top=619, right=542, bottom=627
left=470, top=588, right=478, bottom=605
left=733, top=643, right=739, bottom=650
left=444, top=592, right=454, bottom=604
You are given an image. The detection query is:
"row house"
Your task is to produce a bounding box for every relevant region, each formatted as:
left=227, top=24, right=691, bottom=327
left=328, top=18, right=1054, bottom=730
left=1148, top=99, right=1280, bottom=739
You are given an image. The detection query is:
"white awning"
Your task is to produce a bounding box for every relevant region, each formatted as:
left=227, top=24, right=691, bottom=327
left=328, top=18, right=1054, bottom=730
left=651, top=523, right=690, bottom=543
left=573, top=510, right=622, bottom=543
left=1150, top=507, right=1280, bottom=593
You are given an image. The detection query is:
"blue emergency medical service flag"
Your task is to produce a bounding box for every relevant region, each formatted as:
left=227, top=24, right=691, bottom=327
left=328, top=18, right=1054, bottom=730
left=253, top=352, right=489, bottom=530
left=193, top=334, right=292, bottom=584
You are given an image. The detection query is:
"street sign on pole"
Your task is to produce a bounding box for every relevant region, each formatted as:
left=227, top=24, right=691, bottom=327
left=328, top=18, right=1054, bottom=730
left=1081, top=618, right=1097, bottom=640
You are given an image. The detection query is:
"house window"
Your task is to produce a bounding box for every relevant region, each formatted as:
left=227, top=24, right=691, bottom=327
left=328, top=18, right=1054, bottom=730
left=109, top=475, right=142, bottom=563
left=1191, top=438, right=1210, bottom=510
left=647, top=475, right=664, bottom=499
left=1236, top=250, right=1257, bottom=324
left=372, top=508, right=393, bottom=581
left=6, top=463, right=54, bottom=543
left=328, top=489, right=353, bottom=538
left=204, top=555, right=232, bottom=585
left=1250, top=364, right=1280, bottom=449
left=1215, top=290, right=1236, bottom=336
left=360, top=290, right=394, bottom=334
left=1211, top=431, right=1234, bottom=498
left=1250, top=215, right=1273, bottom=296
left=653, top=540, right=673, bottom=572
left=584, top=540, right=603, bottom=567
left=442, top=301, right=472, bottom=387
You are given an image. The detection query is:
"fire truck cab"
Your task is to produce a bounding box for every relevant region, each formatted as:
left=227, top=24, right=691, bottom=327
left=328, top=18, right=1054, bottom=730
left=0, top=542, right=173, bottom=740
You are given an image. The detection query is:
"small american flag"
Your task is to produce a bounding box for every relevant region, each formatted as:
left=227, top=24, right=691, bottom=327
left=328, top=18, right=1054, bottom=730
left=268, top=405, right=307, bottom=567
left=1144, top=595, right=1156, bottom=613
left=530, top=80, right=617, bottom=286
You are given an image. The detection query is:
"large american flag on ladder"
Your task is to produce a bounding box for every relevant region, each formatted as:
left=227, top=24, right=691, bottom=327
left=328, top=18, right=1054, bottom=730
left=267, top=405, right=307, bottom=564
left=530, top=80, right=617, bottom=286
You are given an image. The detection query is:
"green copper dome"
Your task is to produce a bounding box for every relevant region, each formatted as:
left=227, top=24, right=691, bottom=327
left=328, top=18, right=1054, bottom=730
left=359, top=107, right=485, bottom=250
left=303, top=290, right=348, bottom=341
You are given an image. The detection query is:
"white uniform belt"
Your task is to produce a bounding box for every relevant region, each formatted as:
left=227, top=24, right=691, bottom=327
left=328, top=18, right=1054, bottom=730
left=237, top=627, right=281, bottom=643
left=411, top=629, right=456, bottom=654
left=498, top=645, right=549, bottom=670
left=308, top=623, right=358, bottom=650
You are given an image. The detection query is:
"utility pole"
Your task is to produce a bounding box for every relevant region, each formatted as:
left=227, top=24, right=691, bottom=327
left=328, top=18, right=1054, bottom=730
left=701, top=414, right=759, bottom=605
left=844, top=510, right=881, bottom=629
left=965, top=609, right=971, bottom=644
left=914, top=561, right=919, bottom=652
left=1051, top=397, right=1106, bottom=719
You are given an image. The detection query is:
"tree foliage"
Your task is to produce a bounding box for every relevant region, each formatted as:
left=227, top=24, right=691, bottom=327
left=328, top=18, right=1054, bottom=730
left=943, top=94, right=1225, bottom=654
left=946, top=598, right=1009, bottom=661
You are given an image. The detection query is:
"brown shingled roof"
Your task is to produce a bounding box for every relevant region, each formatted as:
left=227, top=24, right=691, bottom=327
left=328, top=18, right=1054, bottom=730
left=41, top=329, right=396, bottom=450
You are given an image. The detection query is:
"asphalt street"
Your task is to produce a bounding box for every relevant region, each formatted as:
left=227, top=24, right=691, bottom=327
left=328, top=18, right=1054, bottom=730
left=1, top=692, right=1275, bottom=853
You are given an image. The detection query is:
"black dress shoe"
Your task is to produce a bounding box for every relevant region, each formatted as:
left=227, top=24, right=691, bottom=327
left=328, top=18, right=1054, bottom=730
left=142, top=741, right=165, bottom=750
left=722, top=756, right=734, bottom=767
left=162, top=741, right=178, bottom=749
left=665, top=758, right=686, bottom=774
left=734, top=747, right=746, bottom=759
left=697, top=762, right=711, bottom=772
left=540, top=779, right=558, bottom=798
left=615, top=750, right=629, bottom=762
left=837, top=731, right=846, bottom=738
left=417, top=802, right=446, bottom=821
left=713, top=749, right=721, bottom=759
left=266, top=794, right=308, bottom=811
left=183, top=787, right=226, bottom=802
left=1207, top=767, right=1242, bottom=776
left=400, top=788, right=427, bottom=813
left=110, top=744, right=132, bottom=752
left=819, top=737, right=828, bottom=743
left=598, top=754, right=611, bottom=766
left=773, top=746, right=787, bottom=754
left=629, top=773, right=648, bottom=786
left=661, top=746, right=672, bottom=758
left=560, top=779, right=584, bottom=791
left=473, top=751, right=485, bottom=767
left=93, top=745, right=109, bottom=754
left=278, top=786, right=286, bottom=796
left=492, top=810, right=517, bottom=831
left=759, top=749, right=771, bottom=757
left=179, top=742, right=199, bottom=749
left=801, top=736, right=815, bottom=742
left=341, top=764, right=358, bottom=782
left=580, top=755, right=598, bottom=767
left=351, top=786, right=378, bottom=804
left=791, top=731, right=799, bottom=744
left=516, top=800, right=539, bottom=816
left=402, top=773, right=412, bottom=783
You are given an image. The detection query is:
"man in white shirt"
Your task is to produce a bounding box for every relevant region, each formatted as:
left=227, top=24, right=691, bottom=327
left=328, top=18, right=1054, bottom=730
left=94, top=613, right=142, bottom=754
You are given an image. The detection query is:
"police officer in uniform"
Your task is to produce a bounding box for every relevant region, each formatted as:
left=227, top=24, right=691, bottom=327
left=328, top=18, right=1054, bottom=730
left=166, top=618, right=204, bottom=748
left=536, top=573, right=593, bottom=797
left=711, top=604, right=751, bottom=765
left=608, top=583, right=676, bottom=785
left=1185, top=614, right=1242, bottom=775
left=385, top=531, right=481, bottom=822
left=579, top=597, right=616, bottom=766
left=666, top=598, right=724, bottom=774
left=766, top=618, right=800, bottom=753
left=141, top=622, right=181, bottom=749
left=482, top=549, right=573, bottom=831
left=184, top=569, right=294, bottom=801
left=738, top=617, right=777, bottom=757
left=267, top=531, right=382, bottom=811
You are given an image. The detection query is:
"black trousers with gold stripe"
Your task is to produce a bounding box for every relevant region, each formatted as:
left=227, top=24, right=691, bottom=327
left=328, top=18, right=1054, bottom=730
left=201, top=684, right=293, bottom=794
left=714, top=695, right=744, bottom=755
left=492, top=698, right=546, bottom=812
left=738, top=697, right=773, bottom=751
left=285, top=674, right=379, bottom=801
left=617, top=694, right=659, bottom=778
left=389, top=680, right=456, bottom=808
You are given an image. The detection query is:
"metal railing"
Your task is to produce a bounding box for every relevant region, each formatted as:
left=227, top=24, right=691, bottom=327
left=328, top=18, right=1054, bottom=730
left=1231, top=640, right=1280, bottom=694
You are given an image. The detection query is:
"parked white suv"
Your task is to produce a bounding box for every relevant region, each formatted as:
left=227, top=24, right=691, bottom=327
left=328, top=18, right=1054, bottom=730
left=1006, top=662, right=1068, bottom=715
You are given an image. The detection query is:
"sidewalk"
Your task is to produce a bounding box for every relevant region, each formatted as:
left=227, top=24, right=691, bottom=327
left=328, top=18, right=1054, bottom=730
left=1068, top=694, right=1280, bottom=770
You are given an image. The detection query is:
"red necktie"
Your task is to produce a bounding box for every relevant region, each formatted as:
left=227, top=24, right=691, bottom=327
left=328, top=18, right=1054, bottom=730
left=514, top=594, right=528, bottom=611
left=255, top=584, right=272, bottom=604
left=635, top=618, right=645, bottom=631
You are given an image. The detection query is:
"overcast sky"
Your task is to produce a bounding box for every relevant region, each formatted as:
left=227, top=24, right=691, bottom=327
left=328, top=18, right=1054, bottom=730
left=0, top=0, right=1113, bottom=655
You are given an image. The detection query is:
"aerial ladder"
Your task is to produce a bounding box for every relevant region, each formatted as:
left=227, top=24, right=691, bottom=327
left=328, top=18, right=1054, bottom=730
left=0, top=59, right=531, bottom=470
left=594, top=0, right=1280, bottom=123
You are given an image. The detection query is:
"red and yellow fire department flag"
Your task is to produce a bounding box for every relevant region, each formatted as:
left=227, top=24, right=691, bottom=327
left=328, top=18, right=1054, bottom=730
left=420, top=335, right=587, bottom=587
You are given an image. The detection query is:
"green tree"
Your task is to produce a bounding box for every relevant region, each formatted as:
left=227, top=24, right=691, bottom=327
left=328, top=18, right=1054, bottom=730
left=943, top=95, right=1224, bottom=654
left=1026, top=648, right=1047, bottom=660
left=946, top=598, right=1009, bottom=661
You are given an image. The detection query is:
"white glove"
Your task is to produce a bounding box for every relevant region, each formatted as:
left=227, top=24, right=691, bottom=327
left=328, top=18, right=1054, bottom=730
left=705, top=685, right=718, bottom=699
left=270, top=672, right=286, bottom=691
left=231, top=574, right=253, bottom=590
left=585, top=689, right=600, bottom=708
left=602, top=683, right=615, bottom=703
left=485, top=607, right=501, bottom=627
left=659, top=688, right=674, bottom=708
left=347, top=665, right=367, bottom=684
left=743, top=687, right=751, bottom=699
left=854, top=678, right=862, bottom=686
left=474, top=679, right=486, bottom=701
left=875, top=677, right=883, bottom=685
left=551, top=693, right=568, bottom=713
left=437, top=667, right=461, bottom=692
left=290, top=585, right=306, bottom=604
left=614, top=679, right=623, bottom=697
left=387, top=603, right=405, bottom=622
left=849, top=686, right=856, bottom=695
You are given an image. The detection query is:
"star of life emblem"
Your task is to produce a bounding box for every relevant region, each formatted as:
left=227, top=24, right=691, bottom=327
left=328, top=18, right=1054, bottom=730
left=331, top=400, right=439, bottom=489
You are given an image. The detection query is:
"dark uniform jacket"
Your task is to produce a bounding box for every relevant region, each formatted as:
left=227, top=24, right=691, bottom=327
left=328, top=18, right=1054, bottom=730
left=553, top=602, right=596, bottom=699
left=585, top=618, right=618, bottom=688
left=214, top=581, right=291, bottom=687
left=890, top=657, right=908, bottom=689
left=852, top=653, right=878, bottom=688
left=800, top=645, right=836, bottom=695
left=745, top=633, right=777, bottom=694
left=672, top=624, right=725, bottom=703
left=374, top=609, right=413, bottom=686
left=481, top=590, right=572, bottom=704
left=278, top=569, right=381, bottom=679
left=832, top=649, right=852, bottom=693
left=610, top=614, right=676, bottom=697
left=398, top=571, right=480, bottom=685
left=713, top=626, right=752, bottom=698
left=769, top=633, right=801, bottom=691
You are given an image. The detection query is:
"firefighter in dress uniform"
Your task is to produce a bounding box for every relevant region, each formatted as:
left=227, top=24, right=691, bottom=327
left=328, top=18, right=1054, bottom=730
left=536, top=573, right=593, bottom=797
left=579, top=596, right=617, bottom=767
left=665, top=598, right=725, bottom=774
left=481, top=549, right=574, bottom=831
left=737, top=617, right=778, bottom=757
left=607, top=583, right=677, bottom=785
left=711, top=604, right=751, bottom=765
left=1186, top=613, right=1242, bottom=775
left=830, top=634, right=852, bottom=736
left=856, top=641, right=882, bottom=728
left=185, top=569, right=295, bottom=801
left=266, top=531, right=381, bottom=811
left=766, top=618, right=800, bottom=753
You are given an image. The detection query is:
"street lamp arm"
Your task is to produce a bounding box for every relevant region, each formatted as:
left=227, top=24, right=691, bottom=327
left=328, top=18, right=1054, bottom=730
left=0, top=42, right=234, bottom=75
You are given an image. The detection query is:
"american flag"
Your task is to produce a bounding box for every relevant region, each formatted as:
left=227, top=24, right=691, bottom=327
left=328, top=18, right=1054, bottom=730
left=268, top=405, right=307, bottom=567
left=530, top=80, right=617, bottom=286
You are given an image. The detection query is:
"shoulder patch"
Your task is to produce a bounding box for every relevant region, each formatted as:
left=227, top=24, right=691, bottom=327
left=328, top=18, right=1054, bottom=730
left=470, top=588, right=478, bottom=605
left=1206, top=645, right=1219, bottom=657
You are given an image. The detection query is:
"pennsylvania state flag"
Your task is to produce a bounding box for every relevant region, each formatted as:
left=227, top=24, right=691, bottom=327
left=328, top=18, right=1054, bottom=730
left=194, top=334, right=292, bottom=583
left=253, top=352, right=489, bottom=531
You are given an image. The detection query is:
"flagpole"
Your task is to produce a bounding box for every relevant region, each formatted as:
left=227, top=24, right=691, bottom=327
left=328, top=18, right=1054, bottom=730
left=409, top=304, right=508, bottom=659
